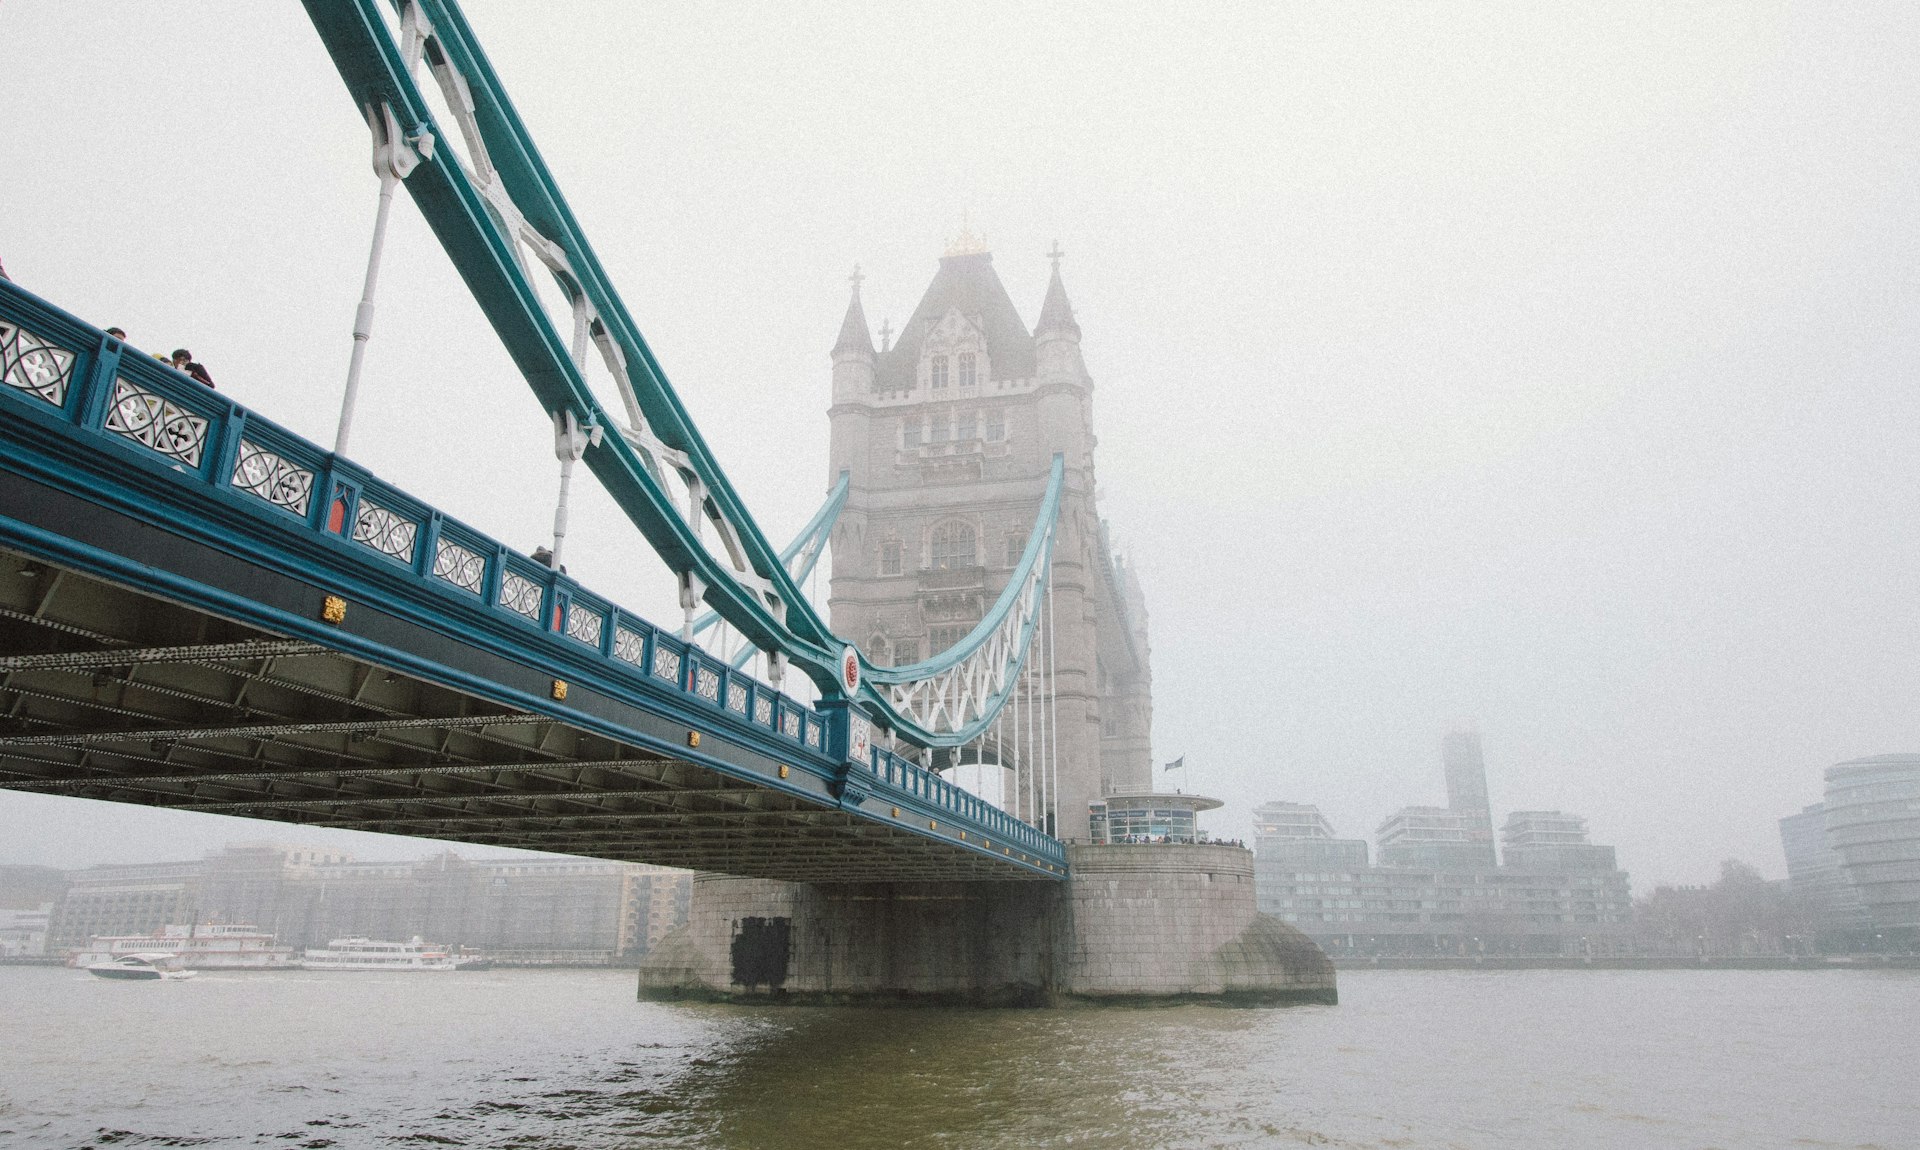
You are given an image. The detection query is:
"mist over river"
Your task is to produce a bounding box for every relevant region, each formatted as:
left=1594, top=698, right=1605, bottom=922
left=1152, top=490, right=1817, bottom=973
left=1, top=965, right=1913, bottom=1149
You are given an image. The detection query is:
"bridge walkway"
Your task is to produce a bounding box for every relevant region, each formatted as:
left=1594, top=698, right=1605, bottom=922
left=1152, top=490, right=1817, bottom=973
left=0, top=281, right=1064, bottom=881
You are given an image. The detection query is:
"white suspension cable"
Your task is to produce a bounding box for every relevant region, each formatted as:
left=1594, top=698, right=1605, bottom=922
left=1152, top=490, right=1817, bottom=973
left=336, top=103, right=429, bottom=456
left=1025, top=639, right=1036, bottom=827
left=1047, top=559, right=1059, bottom=838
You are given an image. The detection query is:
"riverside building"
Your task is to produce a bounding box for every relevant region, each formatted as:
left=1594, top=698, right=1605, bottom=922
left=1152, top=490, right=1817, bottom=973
left=1254, top=736, right=1633, bottom=956
left=45, top=843, right=690, bottom=964
left=1781, top=754, right=1920, bottom=949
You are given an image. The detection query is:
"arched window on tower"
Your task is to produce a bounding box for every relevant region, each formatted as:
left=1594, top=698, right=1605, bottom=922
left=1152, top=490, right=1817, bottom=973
left=958, top=352, right=977, bottom=388
left=929, top=520, right=976, bottom=570
left=880, top=540, right=902, bottom=576
left=930, top=356, right=950, bottom=390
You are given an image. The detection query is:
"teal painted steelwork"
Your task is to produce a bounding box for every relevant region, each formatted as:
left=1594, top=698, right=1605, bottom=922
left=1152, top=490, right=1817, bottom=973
left=689, top=472, right=848, bottom=670
left=0, top=280, right=1066, bottom=874
left=296, top=0, right=1060, bottom=747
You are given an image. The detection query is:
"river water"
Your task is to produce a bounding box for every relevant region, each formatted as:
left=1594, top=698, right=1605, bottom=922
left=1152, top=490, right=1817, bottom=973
left=1, top=965, right=1913, bottom=1149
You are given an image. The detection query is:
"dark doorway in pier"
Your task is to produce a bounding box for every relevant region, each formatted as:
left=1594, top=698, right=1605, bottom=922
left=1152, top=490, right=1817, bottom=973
left=731, top=917, right=790, bottom=990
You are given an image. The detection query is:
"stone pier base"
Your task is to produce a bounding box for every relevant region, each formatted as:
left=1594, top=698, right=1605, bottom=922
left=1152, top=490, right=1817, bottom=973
left=638, top=844, right=1336, bottom=1006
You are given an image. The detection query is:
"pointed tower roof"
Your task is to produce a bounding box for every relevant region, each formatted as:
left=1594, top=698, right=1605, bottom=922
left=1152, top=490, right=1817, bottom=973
left=875, top=251, right=1036, bottom=389
left=1035, top=241, right=1080, bottom=340
left=833, top=265, right=875, bottom=357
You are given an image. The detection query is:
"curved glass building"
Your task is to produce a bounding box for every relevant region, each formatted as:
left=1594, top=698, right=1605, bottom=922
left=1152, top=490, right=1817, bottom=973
left=1823, top=754, right=1920, bottom=939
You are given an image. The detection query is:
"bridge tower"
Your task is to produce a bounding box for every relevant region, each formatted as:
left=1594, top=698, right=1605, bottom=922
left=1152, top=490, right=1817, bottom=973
left=826, top=241, right=1153, bottom=839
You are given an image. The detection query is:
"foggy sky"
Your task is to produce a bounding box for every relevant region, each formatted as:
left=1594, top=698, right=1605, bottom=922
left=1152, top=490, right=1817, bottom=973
left=2, top=2, right=1916, bottom=887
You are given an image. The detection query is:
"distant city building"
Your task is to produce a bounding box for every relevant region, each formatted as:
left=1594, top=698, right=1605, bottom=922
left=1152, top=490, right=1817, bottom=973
left=1501, top=811, right=1617, bottom=872
left=1442, top=730, right=1498, bottom=866
left=1820, top=754, right=1920, bottom=942
left=1252, top=802, right=1370, bottom=870
left=1376, top=806, right=1497, bottom=870
left=1258, top=864, right=1632, bottom=956
left=45, top=843, right=691, bottom=964
left=1255, top=735, right=1633, bottom=955
left=1778, top=801, right=1871, bottom=944
left=48, top=859, right=199, bottom=951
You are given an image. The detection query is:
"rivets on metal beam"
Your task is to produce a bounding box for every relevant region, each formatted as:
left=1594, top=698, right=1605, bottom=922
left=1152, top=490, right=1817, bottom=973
left=551, top=680, right=568, bottom=701
left=686, top=730, right=701, bottom=748
left=321, top=595, right=347, bottom=625
left=778, top=764, right=789, bottom=779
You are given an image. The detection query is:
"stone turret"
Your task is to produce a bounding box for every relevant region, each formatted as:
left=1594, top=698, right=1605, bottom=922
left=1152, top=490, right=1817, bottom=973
left=829, top=268, right=875, bottom=499
left=1033, top=250, right=1091, bottom=473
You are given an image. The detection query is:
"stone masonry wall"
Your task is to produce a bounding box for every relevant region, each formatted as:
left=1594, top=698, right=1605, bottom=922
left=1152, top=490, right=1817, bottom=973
left=1057, top=844, right=1335, bottom=1003
left=639, top=845, right=1335, bottom=1006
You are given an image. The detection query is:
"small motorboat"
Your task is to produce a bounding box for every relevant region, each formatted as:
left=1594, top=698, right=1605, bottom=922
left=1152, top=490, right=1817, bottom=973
left=86, top=952, right=197, bottom=981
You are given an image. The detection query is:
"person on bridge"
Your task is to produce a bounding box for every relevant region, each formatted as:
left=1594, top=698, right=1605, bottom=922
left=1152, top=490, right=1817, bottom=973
left=170, top=349, right=214, bottom=388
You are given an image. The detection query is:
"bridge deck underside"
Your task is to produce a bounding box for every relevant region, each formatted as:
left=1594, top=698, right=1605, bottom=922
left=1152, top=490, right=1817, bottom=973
left=0, top=554, right=1030, bottom=882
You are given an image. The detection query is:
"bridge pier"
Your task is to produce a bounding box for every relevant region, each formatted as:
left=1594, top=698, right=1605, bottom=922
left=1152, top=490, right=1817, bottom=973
left=638, top=844, right=1336, bottom=1006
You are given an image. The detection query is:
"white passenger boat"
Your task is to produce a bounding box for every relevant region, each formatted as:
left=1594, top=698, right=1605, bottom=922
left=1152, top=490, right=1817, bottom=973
left=300, top=937, right=457, bottom=971
left=86, top=953, right=197, bottom=981
left=71, top=923, right=296, bottom=971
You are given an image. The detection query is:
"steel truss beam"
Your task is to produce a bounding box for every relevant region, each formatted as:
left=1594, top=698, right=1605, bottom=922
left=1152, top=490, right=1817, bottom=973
left=0, top=640, right=326, bottom=672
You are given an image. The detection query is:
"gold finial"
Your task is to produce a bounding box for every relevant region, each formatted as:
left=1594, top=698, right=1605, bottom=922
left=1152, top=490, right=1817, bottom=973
left=944, top=210, right=987, bottom=256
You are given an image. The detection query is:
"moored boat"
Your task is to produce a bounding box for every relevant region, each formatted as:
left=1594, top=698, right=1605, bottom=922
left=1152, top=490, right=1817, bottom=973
left=71, top=923, right=295, bottom=971
left=300, top=937, right=457, bottom=971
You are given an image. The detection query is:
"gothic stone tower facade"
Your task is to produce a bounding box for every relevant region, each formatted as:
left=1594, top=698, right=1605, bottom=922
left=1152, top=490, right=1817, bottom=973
left=826, top=246, right=1153, bottom=840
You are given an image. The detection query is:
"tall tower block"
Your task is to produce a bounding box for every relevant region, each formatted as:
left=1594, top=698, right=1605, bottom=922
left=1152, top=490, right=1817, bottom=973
left=825, top=242, right=1153, bottom=838
left=1442, top=730, right=1498, bottom=866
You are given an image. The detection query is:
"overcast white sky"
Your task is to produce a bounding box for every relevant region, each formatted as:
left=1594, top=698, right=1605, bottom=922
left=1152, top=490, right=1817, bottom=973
left=2, top=2, right=1916, bottom=889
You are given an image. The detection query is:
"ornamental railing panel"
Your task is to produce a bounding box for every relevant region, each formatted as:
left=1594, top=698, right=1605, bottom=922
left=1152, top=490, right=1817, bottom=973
left=0, top=321, right=74, bottom=408
left=351, top=497, right=419, bottom=564
left=231, top=440, right=316, bottom=517
left=104, top=378, right=209, bottom=468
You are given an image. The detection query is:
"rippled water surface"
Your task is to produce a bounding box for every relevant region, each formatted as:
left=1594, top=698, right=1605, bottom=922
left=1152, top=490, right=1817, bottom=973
left=1, top=966, right=1914, bottom=1149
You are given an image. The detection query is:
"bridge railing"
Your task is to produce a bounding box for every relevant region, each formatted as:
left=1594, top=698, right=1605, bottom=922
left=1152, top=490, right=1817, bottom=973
left=862, top=742, right=1057, bottom=861
left=0, top=280, right=1067, bottom=874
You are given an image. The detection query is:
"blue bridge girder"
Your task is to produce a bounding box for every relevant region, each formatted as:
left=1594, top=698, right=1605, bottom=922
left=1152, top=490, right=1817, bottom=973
left=295, top=0, right=1064, bottom=749
left=0, top=281, right=1066, bottom=881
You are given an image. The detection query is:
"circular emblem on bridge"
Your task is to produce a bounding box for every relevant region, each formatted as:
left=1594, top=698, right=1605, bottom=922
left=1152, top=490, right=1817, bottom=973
left=839, top=645, right=861, bottom=694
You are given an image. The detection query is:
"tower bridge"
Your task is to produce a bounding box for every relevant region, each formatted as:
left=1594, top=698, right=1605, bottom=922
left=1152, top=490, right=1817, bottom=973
left=0, top=279, right=1060, bottom=882
left=0, top=0, right=1333, bottom=1004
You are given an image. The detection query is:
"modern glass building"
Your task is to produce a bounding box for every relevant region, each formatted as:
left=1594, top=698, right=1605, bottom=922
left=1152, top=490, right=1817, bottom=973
left=1822, top=754, right=1920, bottom=941
left=1088, top=792, right=1224, bottom=844
left=1778, top=801, right=1871, bottom=943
